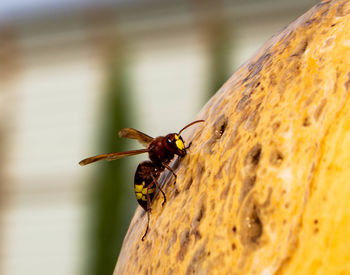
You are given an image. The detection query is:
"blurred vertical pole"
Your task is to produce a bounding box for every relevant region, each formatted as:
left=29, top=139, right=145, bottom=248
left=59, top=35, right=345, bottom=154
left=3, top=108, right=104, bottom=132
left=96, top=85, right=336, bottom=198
left=191, top=0, right=233, bottom=101
left=206, top=22, right=233, bottom=99
left=0, top=26, right=20, bottom=275
left=0, top=120, right=4, bottom=275
left=85, top=10, right=135, bottom=275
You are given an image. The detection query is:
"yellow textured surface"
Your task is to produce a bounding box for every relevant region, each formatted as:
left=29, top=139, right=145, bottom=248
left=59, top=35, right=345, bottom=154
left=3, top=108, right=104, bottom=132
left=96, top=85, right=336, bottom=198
left=115, top=1, right=350, bottom=274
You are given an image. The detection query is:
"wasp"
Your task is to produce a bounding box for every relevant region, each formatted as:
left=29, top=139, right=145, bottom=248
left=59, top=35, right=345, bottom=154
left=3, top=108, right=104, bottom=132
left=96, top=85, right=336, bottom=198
left=79, top=120, right=204, bottom=240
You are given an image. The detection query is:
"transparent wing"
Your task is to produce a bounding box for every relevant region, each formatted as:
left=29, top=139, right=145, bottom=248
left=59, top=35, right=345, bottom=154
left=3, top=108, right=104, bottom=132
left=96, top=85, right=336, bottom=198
left=79, top=149, right=149, bottom=166
left=118, top=128, right=154, bottom=147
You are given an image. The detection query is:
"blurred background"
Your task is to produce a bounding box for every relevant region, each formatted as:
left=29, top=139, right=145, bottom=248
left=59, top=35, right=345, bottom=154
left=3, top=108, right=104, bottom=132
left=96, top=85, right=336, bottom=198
left=0, top=0, right=318, bottom=274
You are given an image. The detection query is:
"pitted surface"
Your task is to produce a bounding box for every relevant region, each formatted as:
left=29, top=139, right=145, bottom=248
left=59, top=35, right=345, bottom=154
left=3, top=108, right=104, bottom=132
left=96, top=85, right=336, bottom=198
left=115, top=1, right=350, bottom=274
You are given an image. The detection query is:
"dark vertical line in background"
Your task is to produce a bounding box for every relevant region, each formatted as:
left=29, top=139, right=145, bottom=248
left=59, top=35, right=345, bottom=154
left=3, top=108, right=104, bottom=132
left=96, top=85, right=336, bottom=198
left=190, top=0, right=234, bottom=101
left=0, top=127, right=5, bottom=275
left=0, top=26, right=20, bottom=275
left=0, top=26, right=20, bottom=85
left=206, top=22, right=233, bottom=100
left=84, top=11, right=136, bottom=275
left=86, top=49, right=136, bottom=275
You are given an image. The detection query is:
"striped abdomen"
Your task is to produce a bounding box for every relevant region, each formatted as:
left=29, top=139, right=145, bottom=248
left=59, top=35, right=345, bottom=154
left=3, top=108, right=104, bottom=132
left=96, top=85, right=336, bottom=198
left=134, top=161, right=162, bottom=211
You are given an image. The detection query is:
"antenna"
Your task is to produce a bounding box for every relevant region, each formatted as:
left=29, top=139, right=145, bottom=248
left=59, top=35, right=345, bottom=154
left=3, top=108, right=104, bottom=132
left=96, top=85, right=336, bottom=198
left=178, top=120, right=204, bottom=135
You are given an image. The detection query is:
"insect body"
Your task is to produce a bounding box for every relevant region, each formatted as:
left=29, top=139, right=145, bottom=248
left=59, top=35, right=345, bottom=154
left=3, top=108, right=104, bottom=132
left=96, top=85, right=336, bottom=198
left=79, top=120, right=204, bottom=240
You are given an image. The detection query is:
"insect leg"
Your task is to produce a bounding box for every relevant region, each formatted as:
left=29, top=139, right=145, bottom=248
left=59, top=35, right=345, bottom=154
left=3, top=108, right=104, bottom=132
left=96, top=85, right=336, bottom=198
left=162, top=163, right=177, bottom=182
left=141, top=210, right=150, bottom=241
left=151, top=173, right=166, bottom=206
left=141, top=189, right=152, bottom=241
left=185, top=141, right=192, bottom=149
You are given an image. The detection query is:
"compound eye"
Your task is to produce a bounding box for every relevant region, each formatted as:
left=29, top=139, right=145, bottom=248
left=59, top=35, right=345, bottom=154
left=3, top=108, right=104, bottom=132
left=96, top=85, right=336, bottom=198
left=175, top=138, right=185, bottom=150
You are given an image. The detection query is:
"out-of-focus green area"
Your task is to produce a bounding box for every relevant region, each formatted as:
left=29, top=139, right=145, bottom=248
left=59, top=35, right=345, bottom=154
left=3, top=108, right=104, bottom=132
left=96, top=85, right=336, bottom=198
left=86, top=49, right=135, bottom=275
left=0, top=1, right=318, bottom=275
